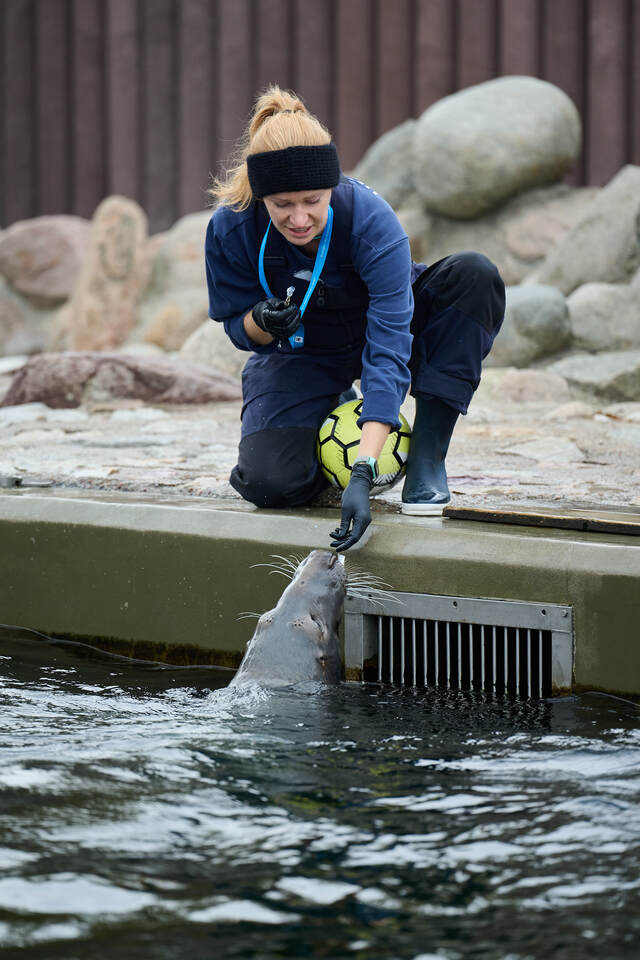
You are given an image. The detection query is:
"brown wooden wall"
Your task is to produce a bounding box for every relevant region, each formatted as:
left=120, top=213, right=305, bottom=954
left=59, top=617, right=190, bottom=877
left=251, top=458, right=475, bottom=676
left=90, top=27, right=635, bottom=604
left=2, top=0, right=640, bottom=232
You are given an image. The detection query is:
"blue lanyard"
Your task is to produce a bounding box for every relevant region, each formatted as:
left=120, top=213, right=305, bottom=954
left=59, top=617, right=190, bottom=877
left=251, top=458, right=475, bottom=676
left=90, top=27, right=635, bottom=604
left=258, top=204, right=334, bottom=348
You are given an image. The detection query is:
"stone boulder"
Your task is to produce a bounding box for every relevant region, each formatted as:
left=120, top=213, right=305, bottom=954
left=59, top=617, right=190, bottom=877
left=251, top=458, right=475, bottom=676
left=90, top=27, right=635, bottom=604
left=413, top=76, right=581, bottom=219
left=485, top=284, right=569, bottom=367
left=351, top=119, right=418, bottom=210
left=399, top=183, right=597, bottom=286
left=0, top=278, right=56, bottom=355
left=567, top=282, right=640, bottom=352
left=527, top=165, right=640, bottom=294
left=179, top=319, right=247, bottom=380
left=52, top=196, right=149, bottom=351
left=1, top=352, right=242, bottom=408
left=145, top=211, right=209, bottom=292
left=134, top=211, right=211, bottom=350
left=0, top=215, right=90, bottom=307
left=546, top=350, right=640, bottom=401
left=142, top=289, right=209, bottom=352
left=475, top=367, right=571, bottom=405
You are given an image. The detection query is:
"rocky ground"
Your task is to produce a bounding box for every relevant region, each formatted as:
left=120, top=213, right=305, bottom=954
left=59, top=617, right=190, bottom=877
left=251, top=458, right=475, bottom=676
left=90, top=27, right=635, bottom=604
left=1, top=356, right=638, bottom=516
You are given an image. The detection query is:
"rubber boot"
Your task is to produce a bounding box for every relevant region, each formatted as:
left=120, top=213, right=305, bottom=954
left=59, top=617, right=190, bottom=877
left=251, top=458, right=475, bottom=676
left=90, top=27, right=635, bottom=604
left=338, top=384, right=361, bottom=406
left=401, top=394, right=459, bottom=516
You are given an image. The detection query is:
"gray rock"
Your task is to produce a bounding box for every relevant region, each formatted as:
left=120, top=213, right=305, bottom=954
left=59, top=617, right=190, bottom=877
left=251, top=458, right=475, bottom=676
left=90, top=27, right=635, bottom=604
left=486, top=284, right=569, bottom=367
left=136, top=288, right=209, bottom=352
left=144, top=211, right=210, bottom=297
left=546, top=350, right=640, bottom=401
left=0, top=215, right=90, bottom=306
left=399, top=184, right=597, bottom=286
left=1, top=352, right=242, bottom=408
left=179, top=319, right=247, bottom=380
left=527, top=165, right=640, bottom=294
left=52, top=196, right=150, bottom=352
left=0, top=355, right=28, bottom=376
left=475, top=367, right=571, bottom=404
left=499, top=437, right=585, bottom=463
left=351, top=120, right=417, bottom=210
left=134, top=212, right=212, bottom=349
left=544, top=401, right=597, bottom=421
left=0, top=401, right=51, bottom=424
left=413, top=76, right=581, bottom=219
left=0, top=277, right=56, bottom=356
left=567, top=282, right=640, bottom=352
left=602, top=402, right=640, bottom=422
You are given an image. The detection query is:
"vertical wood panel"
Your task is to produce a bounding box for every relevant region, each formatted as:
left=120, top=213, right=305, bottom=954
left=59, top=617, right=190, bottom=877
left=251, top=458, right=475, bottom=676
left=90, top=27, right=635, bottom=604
left=178, top=0, right=214, bottom=215
left=586, top=0, right=629, bottom=184
left=415, top=0, right=456, bottom=113
left=35, top=0, right=69, bottom=214
left=541, top=0, right=584, bottom=108
left=292, top=0, right=333, bottom=132
left=376, top=0, right=413, bottom=135
left=141, top=0, right=177, bottom=231
left=541, top=0, right=585, bottom=183
left=255, top=0, right=292, bottom=92
left=106, top=0, right=140, bottom=202
left=499, top=0, right=539, bottom=75
left=71, top=0, right=106, bottom=217
left=2, top=0, right=35, bottom=223
left=4, top=1, right=640, bottom=230
left=335, top=0, right=374, bottom=168
left=632, top=0, right=640, bottom=164
left=456, top=0, right=499, bottom=89
left=217, top=0, right=253, bottom=163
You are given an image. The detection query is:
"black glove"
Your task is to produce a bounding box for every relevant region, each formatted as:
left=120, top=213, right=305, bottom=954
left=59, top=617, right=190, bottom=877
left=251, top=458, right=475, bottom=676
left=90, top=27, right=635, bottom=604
left=252, top=297, right=301, bottom=339
left=329, top=462, right=374, bottom=551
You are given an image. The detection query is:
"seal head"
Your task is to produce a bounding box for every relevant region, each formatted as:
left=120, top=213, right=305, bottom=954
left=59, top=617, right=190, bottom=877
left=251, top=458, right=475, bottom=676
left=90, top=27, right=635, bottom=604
left=232, top=550, right=347, bottom=687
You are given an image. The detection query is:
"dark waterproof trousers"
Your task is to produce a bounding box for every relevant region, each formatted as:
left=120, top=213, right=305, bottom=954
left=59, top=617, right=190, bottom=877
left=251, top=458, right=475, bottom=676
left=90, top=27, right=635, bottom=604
left=230, top=252, right=505, bottom=508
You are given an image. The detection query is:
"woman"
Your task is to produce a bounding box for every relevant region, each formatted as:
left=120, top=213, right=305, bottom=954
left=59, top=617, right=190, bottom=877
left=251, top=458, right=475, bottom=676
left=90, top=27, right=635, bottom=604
left=205, top=86, right=504, bottom=550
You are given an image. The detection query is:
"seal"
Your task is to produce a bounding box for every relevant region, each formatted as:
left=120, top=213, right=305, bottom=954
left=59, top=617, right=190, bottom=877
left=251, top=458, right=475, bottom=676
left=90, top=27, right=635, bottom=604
left=231, top=550, right=347, bottom=687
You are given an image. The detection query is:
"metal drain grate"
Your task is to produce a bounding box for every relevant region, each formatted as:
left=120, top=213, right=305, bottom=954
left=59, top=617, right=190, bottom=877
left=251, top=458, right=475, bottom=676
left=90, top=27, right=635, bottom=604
left=344, top=592, right=573, bottom=697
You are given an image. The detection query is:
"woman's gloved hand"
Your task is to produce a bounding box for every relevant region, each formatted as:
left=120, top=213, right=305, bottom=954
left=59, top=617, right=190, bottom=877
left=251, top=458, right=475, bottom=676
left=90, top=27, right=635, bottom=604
left=252, top=297, right=301, bottom=339
left=329, top=462, right=374, bottom=551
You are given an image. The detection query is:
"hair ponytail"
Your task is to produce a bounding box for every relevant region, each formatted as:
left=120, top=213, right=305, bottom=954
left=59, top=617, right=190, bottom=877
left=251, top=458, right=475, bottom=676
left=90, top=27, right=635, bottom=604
left=209, top=85, right=332, bottom=211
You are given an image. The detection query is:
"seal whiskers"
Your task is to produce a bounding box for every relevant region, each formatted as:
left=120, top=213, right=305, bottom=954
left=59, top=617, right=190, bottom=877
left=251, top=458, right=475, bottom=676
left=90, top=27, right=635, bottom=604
left=250, top=554, right=303, bottom=580
left=251, top=554, right=401, bottom=605
left=345, top=567, right=401, bottom=607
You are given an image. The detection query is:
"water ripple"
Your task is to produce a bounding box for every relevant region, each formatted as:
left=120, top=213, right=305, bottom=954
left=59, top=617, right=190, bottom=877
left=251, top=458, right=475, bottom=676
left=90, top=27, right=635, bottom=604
left=1, top=637, right=639, bottom=958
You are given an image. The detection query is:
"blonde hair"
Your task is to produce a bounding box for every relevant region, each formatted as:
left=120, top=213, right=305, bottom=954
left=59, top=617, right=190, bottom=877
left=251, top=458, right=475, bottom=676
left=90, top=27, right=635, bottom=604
left=209, top=85, right=332, bottom=211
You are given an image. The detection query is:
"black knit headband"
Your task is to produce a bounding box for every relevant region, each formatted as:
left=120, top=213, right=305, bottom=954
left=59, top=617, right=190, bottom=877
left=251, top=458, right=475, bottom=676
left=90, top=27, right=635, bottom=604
left=247, top=143, right=341, bottom=199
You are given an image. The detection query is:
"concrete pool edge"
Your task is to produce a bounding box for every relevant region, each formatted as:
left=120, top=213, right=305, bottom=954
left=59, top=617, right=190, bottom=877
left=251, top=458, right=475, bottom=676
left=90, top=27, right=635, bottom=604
left=1, top=489, right=639, bottom=696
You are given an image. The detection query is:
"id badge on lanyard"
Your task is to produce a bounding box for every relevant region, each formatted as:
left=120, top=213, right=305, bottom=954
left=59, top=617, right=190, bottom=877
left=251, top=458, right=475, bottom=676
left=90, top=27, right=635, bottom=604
left=258, top=205, right=334, bottom=349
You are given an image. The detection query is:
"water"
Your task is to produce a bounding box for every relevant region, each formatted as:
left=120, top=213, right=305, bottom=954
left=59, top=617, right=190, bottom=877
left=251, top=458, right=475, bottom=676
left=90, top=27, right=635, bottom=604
left=1, top=632, right=639, bottom=959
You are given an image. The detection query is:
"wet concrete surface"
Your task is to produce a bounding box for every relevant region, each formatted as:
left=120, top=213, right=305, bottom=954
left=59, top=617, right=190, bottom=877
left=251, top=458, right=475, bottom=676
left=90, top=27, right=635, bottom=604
left=1, top=365, right=639, bottom=515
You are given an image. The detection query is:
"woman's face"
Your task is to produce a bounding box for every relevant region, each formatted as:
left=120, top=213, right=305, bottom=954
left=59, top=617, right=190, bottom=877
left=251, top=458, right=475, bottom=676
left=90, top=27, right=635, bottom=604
left=263, top=188, right=332, bottom=246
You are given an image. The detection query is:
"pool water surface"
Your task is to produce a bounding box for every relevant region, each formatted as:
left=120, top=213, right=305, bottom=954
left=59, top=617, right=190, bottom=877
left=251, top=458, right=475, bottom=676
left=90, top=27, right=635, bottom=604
left=1, top=632, right=639, bottom=959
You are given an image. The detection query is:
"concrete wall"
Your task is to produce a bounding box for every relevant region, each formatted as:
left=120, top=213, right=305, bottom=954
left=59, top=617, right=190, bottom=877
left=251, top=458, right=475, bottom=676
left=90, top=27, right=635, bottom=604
left=1, top=490, right=639, bottom=694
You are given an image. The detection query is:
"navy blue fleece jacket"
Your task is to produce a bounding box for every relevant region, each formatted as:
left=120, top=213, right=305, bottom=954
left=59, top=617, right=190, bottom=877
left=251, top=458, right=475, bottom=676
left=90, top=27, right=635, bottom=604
left=205, top=177, right=423, bottom=427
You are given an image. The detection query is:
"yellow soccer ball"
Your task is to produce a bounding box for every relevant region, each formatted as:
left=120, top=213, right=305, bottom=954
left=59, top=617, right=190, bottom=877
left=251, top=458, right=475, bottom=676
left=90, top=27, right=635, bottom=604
left=317, top=399, right=412, bottom=491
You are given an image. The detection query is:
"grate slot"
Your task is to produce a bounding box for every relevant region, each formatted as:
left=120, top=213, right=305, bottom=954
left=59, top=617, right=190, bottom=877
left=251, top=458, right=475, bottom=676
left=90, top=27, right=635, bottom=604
left=345, top=591, right=573, bottom=698
left=369, top=616, right=553, bottom=696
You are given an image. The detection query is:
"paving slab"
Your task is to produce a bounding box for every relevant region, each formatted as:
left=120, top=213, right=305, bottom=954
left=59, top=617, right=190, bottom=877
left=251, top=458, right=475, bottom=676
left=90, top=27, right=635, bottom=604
left=1, top=368, right=639, bottom=517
